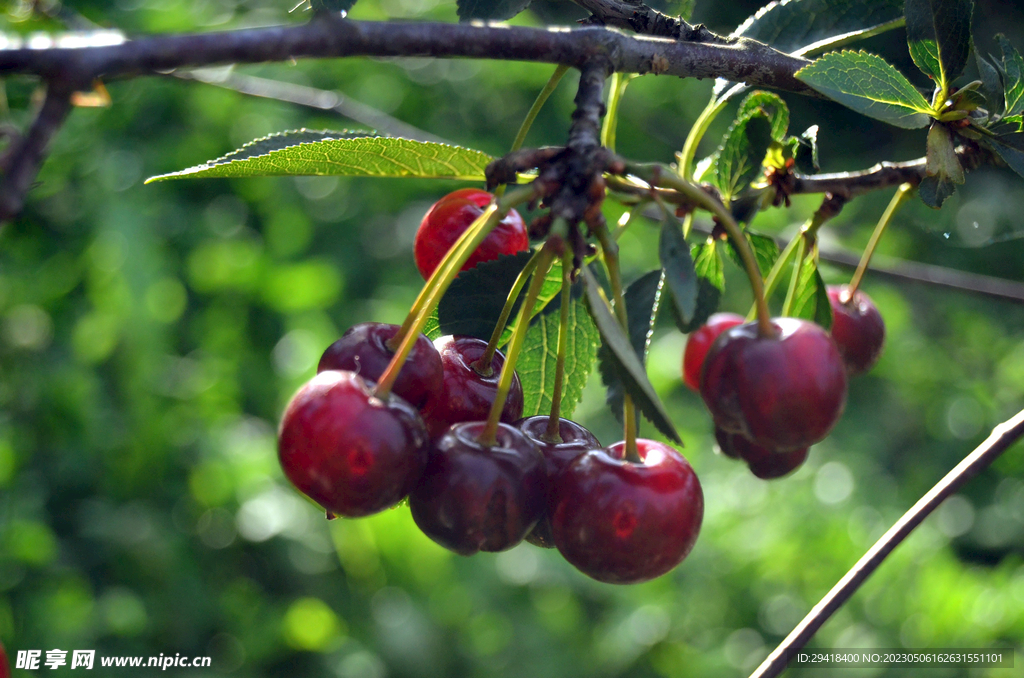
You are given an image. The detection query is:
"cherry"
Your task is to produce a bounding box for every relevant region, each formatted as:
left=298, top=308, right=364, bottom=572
left=700, top=318, right=847, bottom=452
left=515, top=415, right=602, bottom=548
left=409, top=421, right=546, bottom=555
left=414, top=188, right=529, bottom=280
left=278, top=370, right=429, bottom=517
left=421, top=335, right=523, bottom=439
left=0, top=641, right=8, bottom=678
left=318, top=322, right=443, bottom=410
left=550, top=439, right=703, bottom=584
left=682, top=312, right=746, bottom=391
left=827, top=285, right=885, bottom=376
left=715, top=427, right=808, bottom=479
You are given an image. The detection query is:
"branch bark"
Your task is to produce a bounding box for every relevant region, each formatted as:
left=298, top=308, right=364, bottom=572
left=749, top=407, right=1024, bottom=678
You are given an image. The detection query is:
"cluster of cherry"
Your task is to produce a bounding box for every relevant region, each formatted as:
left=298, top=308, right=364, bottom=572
left=277, top=189, right=703, bottom=584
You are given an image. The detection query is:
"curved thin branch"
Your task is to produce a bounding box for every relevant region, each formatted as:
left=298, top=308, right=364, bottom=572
left=0, top=16, right=813, bottom=96
left=749, top=408, right=1024, bottom=678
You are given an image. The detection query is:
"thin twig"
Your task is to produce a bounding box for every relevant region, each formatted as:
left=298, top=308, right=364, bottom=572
left=0, top=82, right=75, bottom=223
left=749, top=408, right=1024, bottom=678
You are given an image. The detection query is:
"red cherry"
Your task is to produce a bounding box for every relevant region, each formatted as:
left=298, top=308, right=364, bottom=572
left=715, top=427, right=808, bottom=479
left=0, top=641, right=9, bottom=678
left=682, top=312, right=746, bottom=391
left=827, top=285, right=885, bottom=376
left=421, top=335, right=523, bottom=439
left=515, top=415, right=602, bottom=548
left=550, top=440, right=703, bottom=584
left=700, top=318, right=847, bottom=451
left=318, top=322, right=443, bottom=410
left=414, top=188, right=529, bottom=280
left=409, top=421, right=546, bottom=555
left=278, top=370, right=429, bottom=517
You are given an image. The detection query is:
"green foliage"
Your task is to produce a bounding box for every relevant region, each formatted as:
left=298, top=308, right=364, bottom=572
left=712, top=111, right=773, bottom=200
left=306, top=0, right=359, bottom=12
left=437, top=252, right=534, bottom=340
left=905, top=0, right=974, bottom=91
left=996, top=35, right=1024, bottom=117
left=517, top=297, right=599, bottom=418
left=730, top=0, right=905, bottom=55
left=738, top=91, right=790, bottom=141
left=672, top=240, right=723, bottom=333
left=659, top=216, right=698, bottom=326
left=457, top=0, right=533, bottom=20
left=148, top=132, right=494, bottom=182
left=789, top=250, right=833, bottom=329
left=796, top=51, right=934, bottom=128
left=725, top=231, right=781, bottom=279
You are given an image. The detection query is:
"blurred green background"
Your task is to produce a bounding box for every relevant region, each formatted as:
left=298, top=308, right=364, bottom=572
left=2, top=0, right=1024, bottom=676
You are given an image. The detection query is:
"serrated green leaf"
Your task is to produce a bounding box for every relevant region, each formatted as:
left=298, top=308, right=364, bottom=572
left=790, top=252, right=833, bottom=330
left=984, top=131, right=1024, bottom=179
left=976, top=52, right=1004, bottom=115
left=906, top=0, right=973, bottom=89
left=146, top=131, right=494, bottom=182
left=919, top=174, right=957, bottom=207
left=498, top=259, right=563, bottom=346
left=457, top=0, right=533, bottom=21
left=738, top=91, right=790, bottom=140
left=926, top=122, right=965, bottom=184
left=659, top=217, right=698, bottom=325
left=996, top=35, right=1024, bottom=117
left=517, top=298, right=599, bottom=419
left=437, top=252, right=534, bottom=340
left=725, top=231, right=781, bottom=279
left=796, top=51, right=934, bottom=128
left=583, top=268, right=680, bottom=444
left=693, top=240, right=725, bottom=291
left=603, top=270, right=666, bottom=431
left=713, top=111, right=773, bottom=200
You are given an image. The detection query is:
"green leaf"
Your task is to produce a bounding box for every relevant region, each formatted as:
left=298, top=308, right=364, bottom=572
left=905, top=0, right=973, bottom=88
left=146, top=131, right=494, bottom=182
left=925, top=122, right=965, bottom=184
left=437, top=252, right=534, bottom=340
left=498, top=259, right=563, bottom=346
left=306, top=0, right=358, bottom=12
left=976, top=52, right=1004, bottom=115
left=602, top=270, right=666, bottom=431
left=738, top=91, right=790, bottom=140
left=984, top=131, right=1024, bottom=179
left=731, top=0, right=905, bottom=55
left=422, top=308, right=442, bottom=341
left=786, top=124, right=821, bottom=174
left=659, top=217, right=698, bottom=326
left=583, top=268, right=681, bottom=444
left=790, top=254, right=833, bottom=330
left=796, top=51, right=934, bottom=128
left=457, top=0, right=533, bottom=21
left=996, top=35, right=1024, bottom=117
left=725, top=231, right=781, bottom=279
left=919, top=174, right=957, bottom=207
left=713, top=111, right=773, bottom=200
left=517, top=298, right=599, bottom=419
left=672, top=241, right=723, bottom=333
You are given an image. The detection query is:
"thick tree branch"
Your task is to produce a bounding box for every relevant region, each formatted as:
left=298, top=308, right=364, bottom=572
left=0, top=82, right=75, bottom=223
left=0, top=16, right=813, bottom=96
left=573, top=0, right=721, bottom=42
left=749, top=407, right=1024, bottom=678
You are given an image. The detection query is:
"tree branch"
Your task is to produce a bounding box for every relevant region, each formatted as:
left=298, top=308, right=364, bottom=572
left=572, top=0, right=719, bottom=42
left=0, top=16, right=813, bottom=96
left=0, top=82, right=75, bottom=223
left=749, top=407, right=1024, bottom=678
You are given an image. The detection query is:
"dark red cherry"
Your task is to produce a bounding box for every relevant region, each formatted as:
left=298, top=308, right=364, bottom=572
left=0, top=641, right=8, bottom=678
left=414, top=188, right=529, bottom=280
left=421, top=335, right=523, bottom=439
left=715, top=427, right=808, bottom=479
left=827, top=285, right=885, bottom=376
left=550, top=440, right=703, bottom=584
left=318, top=322, right=443, bottom=410
left=278, top=370, right=428, bottom=517
left=682, top=312, right=745, bottom=391
left=409, top=421, right=546, bottom=555
left=700, top=318, right=847, bottom=452
left=515, top=415, right=602, bottom=548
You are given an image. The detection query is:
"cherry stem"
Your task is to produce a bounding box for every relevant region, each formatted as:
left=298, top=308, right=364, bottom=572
left=375, top=186, right=536, bottom=398
left=846, top=182, right=914, bottom=299
left=780, top=233, right=809, bottom=317
left=478, top=244, right=557, bottom=447
left=748, top=225, right=804, bottom=321
left=593, top=219, right=641, bottom=463
left=628, top=163, right=774, bottom=339
left=544, top=248, right=575, bottom=443
left=678, top=95, right=728, bottom=179
left=749, top=407, right=1024, bottom=678
left=495, top=64, right=569, bottom=199
left=600, top=72, right=633, bottom=153
left=475, top=248, right=542, bottom=376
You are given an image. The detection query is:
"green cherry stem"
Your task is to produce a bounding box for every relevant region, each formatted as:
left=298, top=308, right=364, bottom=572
left=544, top=247, right=575, bottom=443
left=678, top=96, right=727, bottom=179
left=780, top=234, right=809, bottom=318
left=628, top=162, right=774, bottom=338
left=601, top=72, right=634, bottom=153
left=474, top=247, right=543, bottom=376
left=376, top=186, right=535, bottom=399
left=478, top=243, right=557, bottom=447
left=846, top=182, right=914, bottom=299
